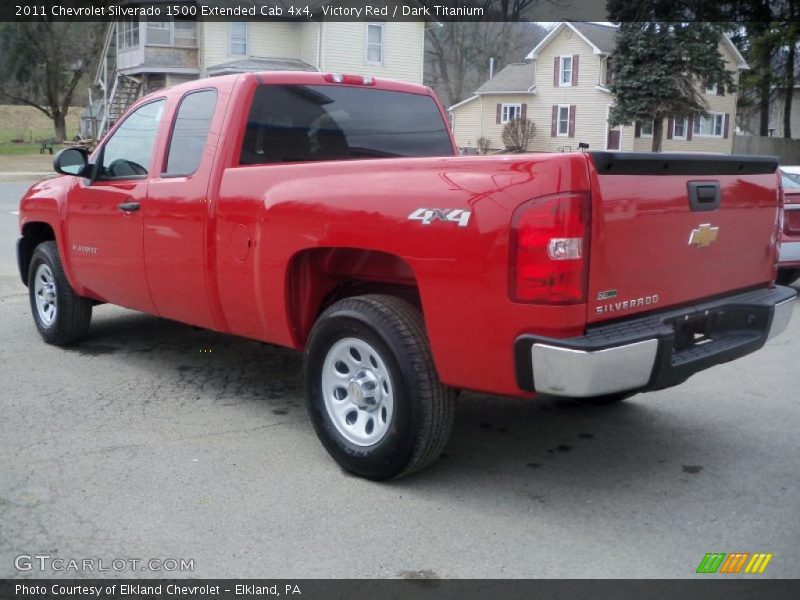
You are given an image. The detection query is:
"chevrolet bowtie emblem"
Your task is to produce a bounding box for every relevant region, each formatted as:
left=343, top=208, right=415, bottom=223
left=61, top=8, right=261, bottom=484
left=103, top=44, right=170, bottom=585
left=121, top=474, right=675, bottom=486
left=689, top=223, right=719, bottom=248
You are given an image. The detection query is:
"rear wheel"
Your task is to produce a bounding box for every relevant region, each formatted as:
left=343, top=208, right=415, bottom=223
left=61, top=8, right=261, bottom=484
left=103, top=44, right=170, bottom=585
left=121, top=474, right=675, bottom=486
left=776, top=269, right=800, bottom=286
left=304, top=294, right=455, bottom=480
left=28, top=241, right=92, bottom=345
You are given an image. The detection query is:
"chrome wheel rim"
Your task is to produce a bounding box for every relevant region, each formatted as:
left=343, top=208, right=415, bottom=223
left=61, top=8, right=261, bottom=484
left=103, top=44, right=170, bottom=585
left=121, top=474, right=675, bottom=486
left=321, top=337, right=394, bottom=447
left=34, top=263, right=57, bottom=327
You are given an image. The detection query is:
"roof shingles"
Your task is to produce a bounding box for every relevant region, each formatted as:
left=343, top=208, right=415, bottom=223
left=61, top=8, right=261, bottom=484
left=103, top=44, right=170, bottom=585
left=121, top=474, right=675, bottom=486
left=475, top=62, right=536, bottom=93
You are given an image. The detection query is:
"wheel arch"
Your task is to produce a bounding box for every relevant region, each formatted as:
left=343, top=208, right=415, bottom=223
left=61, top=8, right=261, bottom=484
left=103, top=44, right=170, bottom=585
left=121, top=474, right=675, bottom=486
left=284, top=247, right=425, bottom=348
left=18, top=221, right=57, bottom=286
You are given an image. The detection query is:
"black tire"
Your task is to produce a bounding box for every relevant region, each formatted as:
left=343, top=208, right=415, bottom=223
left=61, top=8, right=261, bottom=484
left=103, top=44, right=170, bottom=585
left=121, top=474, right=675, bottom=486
left=776, top=269, right=800, bottom=286
left=304, top=294, right=455, bottom=480
left=28, top=241, right=92, bottom=345
left=575, top=392, right=633, bottom=406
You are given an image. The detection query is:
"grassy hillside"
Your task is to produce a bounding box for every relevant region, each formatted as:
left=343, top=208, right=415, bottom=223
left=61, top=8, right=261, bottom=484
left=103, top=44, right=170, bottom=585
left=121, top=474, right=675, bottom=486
left=0, top=105, right=82, bottom=155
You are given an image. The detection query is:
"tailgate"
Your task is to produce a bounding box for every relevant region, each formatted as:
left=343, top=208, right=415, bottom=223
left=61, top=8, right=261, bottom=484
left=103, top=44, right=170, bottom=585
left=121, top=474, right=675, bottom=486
left=586, top=152, right=780, bottom=324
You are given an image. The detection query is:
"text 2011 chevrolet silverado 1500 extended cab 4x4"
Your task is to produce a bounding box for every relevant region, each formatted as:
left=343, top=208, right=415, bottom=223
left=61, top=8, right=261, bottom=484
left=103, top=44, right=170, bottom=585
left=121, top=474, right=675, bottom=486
left=17, top=72, right=796, bottom=479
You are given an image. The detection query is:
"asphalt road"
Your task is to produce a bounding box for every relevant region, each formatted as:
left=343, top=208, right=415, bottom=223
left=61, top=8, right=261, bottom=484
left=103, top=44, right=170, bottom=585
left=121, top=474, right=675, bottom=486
left=1, top=181, right=799, bottom=579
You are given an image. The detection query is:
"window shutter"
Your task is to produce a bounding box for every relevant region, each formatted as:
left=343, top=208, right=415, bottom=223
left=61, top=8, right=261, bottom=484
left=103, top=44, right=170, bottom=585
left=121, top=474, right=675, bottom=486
left=634, top=122, right=641, bottom=138
left=572, top=54, right=579, bottom=86
left=723, top=113, right=730, bottom=138
left=686, top=115, right=693, bottom=141
left=521, top=104, right=527, bottom=120
left=553, top=56, right=560, bottom=86
left=551, top=105, right=557, bottom=137
left=667, top=117, right=674, bottom=140
left=496, top=104, right=501, bottom=125
left=568, top=105, right=576, bottom=137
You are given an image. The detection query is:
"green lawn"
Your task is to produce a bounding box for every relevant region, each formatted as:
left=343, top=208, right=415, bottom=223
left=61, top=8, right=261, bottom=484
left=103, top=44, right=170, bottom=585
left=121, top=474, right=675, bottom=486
left=0, top=143, right=70, bottom=156
left=0, top=105, right=82, bottom=152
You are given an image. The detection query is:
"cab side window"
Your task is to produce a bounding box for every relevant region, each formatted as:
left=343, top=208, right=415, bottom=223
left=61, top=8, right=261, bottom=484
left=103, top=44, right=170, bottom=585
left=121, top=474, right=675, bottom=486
left=164, top=90, right=217, bottom=177
left=100, top=99, right=165, bottom=179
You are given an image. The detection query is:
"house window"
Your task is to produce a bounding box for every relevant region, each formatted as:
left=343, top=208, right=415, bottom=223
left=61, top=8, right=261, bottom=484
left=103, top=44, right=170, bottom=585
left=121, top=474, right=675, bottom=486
left=639, top=120, right=654, bottom=137
left=230, top=22, right=247, bottom=56
left=366, top=23, right=384, bottom=65
left=706, top=83, right=718, bottom=95
left=557, top=105, right=570, bottom=136
left=673, top=116, right=689, bottom=139
left=173, top=21, right=197, bottom=46
left=604, top=57, right=613, bottom=86
left=693, top=113, right=725, bottom=137
left=559, top=55, right=573, bottom=86
left=146, top=21, right=170, bottom=45
left=145, top=20, right=197, bottom=47
left=117, top=18, right=140, bottom=50
left=501, top=104, right=522, bottom=124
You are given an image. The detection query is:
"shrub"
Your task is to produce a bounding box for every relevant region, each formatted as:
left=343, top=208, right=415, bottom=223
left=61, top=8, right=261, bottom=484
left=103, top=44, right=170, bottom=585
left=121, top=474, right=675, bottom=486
left=476, top=136, right=492, bottom=155
left=502, top=118, right=536, bottom=152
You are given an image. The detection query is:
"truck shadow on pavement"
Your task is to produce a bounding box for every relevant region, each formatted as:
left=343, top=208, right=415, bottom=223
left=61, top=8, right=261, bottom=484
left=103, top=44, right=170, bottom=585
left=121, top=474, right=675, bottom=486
left=74, top=305, right=749, bottom=500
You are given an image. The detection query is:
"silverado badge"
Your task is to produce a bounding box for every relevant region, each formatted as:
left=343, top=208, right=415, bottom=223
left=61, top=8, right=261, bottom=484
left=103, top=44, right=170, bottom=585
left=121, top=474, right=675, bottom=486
left=689, top=223, right=719, bottom=248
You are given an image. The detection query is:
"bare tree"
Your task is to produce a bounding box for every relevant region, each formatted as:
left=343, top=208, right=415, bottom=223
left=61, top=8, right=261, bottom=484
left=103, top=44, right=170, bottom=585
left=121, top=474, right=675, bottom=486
left=0, top=21, right=105, bottom=141
left=425, top=22, right=547, bottom=108
left=502, top=118, right=536, bottom=152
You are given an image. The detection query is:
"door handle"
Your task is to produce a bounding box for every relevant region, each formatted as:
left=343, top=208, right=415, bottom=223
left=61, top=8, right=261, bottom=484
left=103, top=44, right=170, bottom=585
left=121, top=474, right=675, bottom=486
left=118, top=201, right=140, bottom=213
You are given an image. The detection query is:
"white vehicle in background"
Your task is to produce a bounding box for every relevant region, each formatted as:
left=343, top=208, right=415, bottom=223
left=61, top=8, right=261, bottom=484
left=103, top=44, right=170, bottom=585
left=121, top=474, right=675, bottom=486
left=779, top=167, right=800, bottom=286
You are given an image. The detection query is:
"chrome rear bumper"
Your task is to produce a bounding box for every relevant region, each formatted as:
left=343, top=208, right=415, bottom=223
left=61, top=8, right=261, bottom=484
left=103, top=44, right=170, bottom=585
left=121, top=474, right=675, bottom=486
left=515, top=286, right=797, bottom=398
left=779, top=241, right=800, bottom=263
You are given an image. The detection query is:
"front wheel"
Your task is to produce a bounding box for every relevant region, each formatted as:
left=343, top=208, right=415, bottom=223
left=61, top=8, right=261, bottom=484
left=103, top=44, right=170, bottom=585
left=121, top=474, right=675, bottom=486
left=28, top=241, right=92, bottom=345
left=304, top=295, right=455, bottom=480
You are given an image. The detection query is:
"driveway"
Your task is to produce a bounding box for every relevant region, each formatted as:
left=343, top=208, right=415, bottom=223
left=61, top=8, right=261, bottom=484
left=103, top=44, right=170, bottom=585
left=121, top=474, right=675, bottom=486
left=1, top=181, right=798, bottom=579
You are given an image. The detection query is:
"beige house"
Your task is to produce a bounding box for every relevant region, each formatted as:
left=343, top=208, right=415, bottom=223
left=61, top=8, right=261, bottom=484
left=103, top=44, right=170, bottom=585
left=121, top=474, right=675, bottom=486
left=92, top=17, right=425, bottom=135
left=449, top=22, right=748, bottom=154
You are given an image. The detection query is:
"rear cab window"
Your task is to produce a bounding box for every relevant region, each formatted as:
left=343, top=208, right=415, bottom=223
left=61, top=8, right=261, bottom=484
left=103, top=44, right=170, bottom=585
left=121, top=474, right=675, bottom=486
left=239, top=84, right=453, bottom=165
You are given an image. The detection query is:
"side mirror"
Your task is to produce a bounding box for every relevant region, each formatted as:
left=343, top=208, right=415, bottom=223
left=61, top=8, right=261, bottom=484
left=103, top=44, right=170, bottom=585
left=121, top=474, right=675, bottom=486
left=53, top=147, right=92, bottom=177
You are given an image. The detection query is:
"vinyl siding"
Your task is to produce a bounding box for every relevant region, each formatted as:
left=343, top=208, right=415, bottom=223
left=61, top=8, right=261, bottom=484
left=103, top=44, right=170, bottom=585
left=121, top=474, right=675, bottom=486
left=477, top=94, right=537, bottom=150
left=450, top=25, right=636, bottom=152
left=450, top=97, right=483, bottom=150
left=532, top=26, right=623, bottom=152
left=201, top=22, right=300, bottom=72
left=298, top=22, right=320, bottom=69
left=320, top=22, right=424, bottom=84
left=452, top=27, right=741, bottom=154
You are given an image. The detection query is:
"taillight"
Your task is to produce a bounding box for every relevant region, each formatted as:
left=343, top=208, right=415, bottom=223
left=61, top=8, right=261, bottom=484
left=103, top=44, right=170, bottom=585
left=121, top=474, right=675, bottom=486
left=509, top=193, right=590, bottom=303
left=784, top=207, right=800, bottom=235
left=323, top=73, right=376, bottom=86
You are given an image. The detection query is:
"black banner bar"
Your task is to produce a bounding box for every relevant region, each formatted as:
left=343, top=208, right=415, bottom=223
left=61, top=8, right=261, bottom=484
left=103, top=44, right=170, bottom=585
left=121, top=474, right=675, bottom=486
left=1, top=0, right=786, bottom=23
left=5, top=0, right=611, bottom=23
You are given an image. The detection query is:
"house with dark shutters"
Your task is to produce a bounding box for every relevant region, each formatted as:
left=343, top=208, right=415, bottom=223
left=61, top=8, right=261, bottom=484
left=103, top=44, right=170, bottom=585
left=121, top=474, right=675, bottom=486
left=448, top=22, right=747, bottom=153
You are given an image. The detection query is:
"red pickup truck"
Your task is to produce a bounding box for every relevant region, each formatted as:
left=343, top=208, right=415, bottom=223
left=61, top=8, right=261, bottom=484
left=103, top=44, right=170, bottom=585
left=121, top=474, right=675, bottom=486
left=17, top=72, right=796, bottom=479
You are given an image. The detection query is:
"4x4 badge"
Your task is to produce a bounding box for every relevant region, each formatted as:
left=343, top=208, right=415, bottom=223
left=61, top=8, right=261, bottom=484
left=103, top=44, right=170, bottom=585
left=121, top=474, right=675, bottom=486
left=408, top=208, right=471, bottom=227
